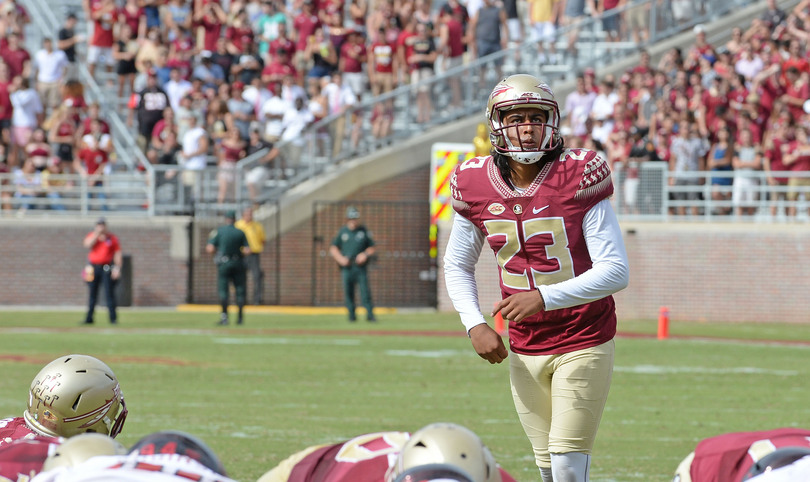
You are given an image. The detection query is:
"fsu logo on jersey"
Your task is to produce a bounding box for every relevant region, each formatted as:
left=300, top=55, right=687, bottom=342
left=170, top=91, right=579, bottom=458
left=513, top=205, right=522, bottom=214
left=488, top=203, right=505, bottom=215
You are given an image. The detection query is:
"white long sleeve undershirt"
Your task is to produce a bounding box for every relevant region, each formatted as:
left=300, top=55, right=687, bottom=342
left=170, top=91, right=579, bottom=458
left=443, top=199, right=629, bottom=333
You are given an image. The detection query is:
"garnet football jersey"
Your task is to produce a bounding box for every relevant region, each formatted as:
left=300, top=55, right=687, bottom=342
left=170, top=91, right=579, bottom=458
left=259, top=431, right=518, bottom=482
left=0, top=435, right=61, bottom=481
left=0, top=417, right=40, bottom=447
left=450, top=150, right=617, bottom=355
left=688, top=428, right=810, bottom=482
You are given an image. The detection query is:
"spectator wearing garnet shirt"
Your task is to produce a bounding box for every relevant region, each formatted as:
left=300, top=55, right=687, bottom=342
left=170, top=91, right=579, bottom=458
left=261, top=49, right=297, bottom=86
left=368, top=25, right=397, bottom=96
left=225, top=9, right=255, bottom=56
left=193, top=1, right=227, bottom=53
left=339, top=30, right=368, bottom=100
left=87, top=0, right=117, bottom=80
left=74, top=119, right=112, bottom=210
left=0, top=32, right=30, bottom=81
left=267, top=22, right=296, bottom=66
left=0, top=61, right=12, bottom=149
left=293, top=1, right=322, bottom=74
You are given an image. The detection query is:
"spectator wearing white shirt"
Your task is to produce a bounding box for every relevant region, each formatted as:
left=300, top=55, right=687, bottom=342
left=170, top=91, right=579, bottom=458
left=178, top=115, right=209, bottom=201
left=9, top=76, right=43, bottom=168
left=164, top=67, right=192, bottom=113
left=280, top=96, right=314, bottom=167
left=734, top=44, right=765, bottom=86
left=259, top=83, right=290, bottom=144
left=33, top=38, right=68, bottom=116
left=590, top=77, right=619, bottom=146
left=322, top=73, right=358, bottom=157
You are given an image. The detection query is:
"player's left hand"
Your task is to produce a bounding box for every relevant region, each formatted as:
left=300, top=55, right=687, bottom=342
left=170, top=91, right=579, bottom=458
left=355, top=253, right=367, bottom=265
left=492, top=290, right=545, bottom=323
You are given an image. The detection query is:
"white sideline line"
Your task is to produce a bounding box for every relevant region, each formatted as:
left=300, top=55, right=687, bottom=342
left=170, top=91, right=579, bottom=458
left=215, top=338, right=362, bottom=346
left=384, top=349, right=470, bottom=358
left=615, top=365, right=799, bottom=376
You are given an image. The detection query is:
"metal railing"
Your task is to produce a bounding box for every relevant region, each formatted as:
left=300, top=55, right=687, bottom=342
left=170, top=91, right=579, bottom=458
left=0, top=171, right=152, bottom=215
left=611, top=164, right=810, bottom=222
left=4, top=168, right=809, bottom=223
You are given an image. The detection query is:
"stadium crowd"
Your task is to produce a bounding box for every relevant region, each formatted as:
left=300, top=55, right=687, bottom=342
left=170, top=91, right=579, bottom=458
left=0, top=0, right=808, bottom=212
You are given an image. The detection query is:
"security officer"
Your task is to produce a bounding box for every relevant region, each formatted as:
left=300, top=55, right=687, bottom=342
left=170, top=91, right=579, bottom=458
left=329, top=206, right=376, bottom=322
left=206, top=210, right=250, bottom=325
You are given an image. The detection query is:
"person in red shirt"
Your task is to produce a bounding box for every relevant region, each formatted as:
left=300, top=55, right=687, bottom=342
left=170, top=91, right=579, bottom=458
left=225, top=9, right=255, bottom=55
left=368, top=25, right=396, bottom=96
left=293, top=1, right=322, bottom=73
left=193, top=1, right=227, bottom=53
left=257, top=423, right=517, bottom=482
left=0, top=61, right=12, bottom=148
left=673, top=428, right=810, bottom=482
left=339, top=29, right=367, bottom=100
left=782, top=124, right=810, bottom=218
left=88, top=0, right=116, bottom=80
left=268, top=22, right=296, bottom=62
left=81, top=217, right=123, bottom=324
left=261, top=48, right=297, bottom=85
left=0, top=32, right=31, bottom=80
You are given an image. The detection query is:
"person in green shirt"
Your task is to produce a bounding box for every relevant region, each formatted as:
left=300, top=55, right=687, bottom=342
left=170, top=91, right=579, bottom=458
left=329, top=206, right=376, bottom=322
left=206, top=210, right=251, bottom=325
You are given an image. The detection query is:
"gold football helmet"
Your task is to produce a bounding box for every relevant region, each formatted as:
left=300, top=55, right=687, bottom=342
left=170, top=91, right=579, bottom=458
left=385, top=423, right=502, bottom=482
left=42, top=433, right=127, bottom=471
left=23, top=354, right=128, bottom=438
left=486, top=74, right=561, bottom=164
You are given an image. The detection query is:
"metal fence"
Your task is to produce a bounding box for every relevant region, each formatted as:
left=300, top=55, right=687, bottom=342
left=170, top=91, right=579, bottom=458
left=611, top=164, right=810, bottom=222
left=4, top=168, right=810, bottom=223
left=0, top=171, right=152, bottom=215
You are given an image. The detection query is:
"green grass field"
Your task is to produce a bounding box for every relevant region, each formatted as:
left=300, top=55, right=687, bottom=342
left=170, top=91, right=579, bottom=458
left=0, top=310, right=808, bottom=481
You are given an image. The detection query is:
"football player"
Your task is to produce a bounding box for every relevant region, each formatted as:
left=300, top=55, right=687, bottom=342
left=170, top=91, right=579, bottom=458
left=32, top=430, right=236, bottom=482
left=0, top=354, right=127, bottom=481
left=444, top=74, right=629, bottom=482
left=672, top=427, right=810, bottom=482
left=257, top=422, right=517, bottom=482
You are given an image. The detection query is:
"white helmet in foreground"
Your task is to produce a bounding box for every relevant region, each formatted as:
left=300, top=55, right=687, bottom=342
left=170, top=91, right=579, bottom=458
left=386, top=423, right=501, bottom=482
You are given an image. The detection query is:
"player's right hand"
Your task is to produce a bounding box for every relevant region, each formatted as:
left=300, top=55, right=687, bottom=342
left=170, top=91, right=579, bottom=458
left=469, top=324, right=508, bottom=364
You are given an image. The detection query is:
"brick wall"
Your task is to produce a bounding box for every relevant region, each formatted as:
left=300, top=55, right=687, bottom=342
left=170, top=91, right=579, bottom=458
left=436, top=220, right=810, bottom=323
left=0, top=218, right=189, bottom=307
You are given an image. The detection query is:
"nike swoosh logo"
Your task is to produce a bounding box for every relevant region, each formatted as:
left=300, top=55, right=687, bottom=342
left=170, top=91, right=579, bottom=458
left=533, top=205, right=550, bottom=214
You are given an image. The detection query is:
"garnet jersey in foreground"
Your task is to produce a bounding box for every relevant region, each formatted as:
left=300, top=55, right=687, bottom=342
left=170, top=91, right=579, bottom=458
left=450, top=150, right=616, bottom=355
left=684, top=428, right=810, bottom=482
left=0, top=435, right=60, bottom=481
left=0, top=417, right=39, bottom=447
left=261, top=431, right=517, bottom=482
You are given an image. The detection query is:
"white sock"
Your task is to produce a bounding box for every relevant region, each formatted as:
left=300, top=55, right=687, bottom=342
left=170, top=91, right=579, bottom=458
left=540, top=467, right=554, bottom=482
left=550, top=452, right=591, bottom=482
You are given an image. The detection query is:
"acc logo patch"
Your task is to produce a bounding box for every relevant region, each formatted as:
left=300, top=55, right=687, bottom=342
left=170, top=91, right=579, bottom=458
left=488, top=203, right=506, bottom=215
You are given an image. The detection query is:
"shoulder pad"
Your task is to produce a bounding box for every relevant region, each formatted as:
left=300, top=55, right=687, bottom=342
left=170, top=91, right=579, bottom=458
left=574, top=151, right=612, bottom=200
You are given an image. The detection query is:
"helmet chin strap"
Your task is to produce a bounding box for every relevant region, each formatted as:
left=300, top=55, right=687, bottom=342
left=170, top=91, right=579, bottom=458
left=503, top=136, right=546, bottom=164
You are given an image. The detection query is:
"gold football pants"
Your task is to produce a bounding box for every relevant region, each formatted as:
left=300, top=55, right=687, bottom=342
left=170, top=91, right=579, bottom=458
left=509, top=339, right=615, bottom=469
